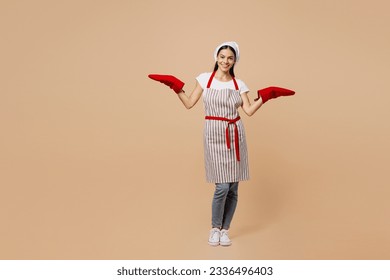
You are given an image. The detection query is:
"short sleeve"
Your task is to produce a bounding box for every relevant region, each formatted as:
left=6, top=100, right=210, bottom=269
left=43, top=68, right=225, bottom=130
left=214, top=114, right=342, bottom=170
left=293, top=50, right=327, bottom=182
left=196, top=72, right=210, bottom=89
left=237, top=79, right=250, bottom=94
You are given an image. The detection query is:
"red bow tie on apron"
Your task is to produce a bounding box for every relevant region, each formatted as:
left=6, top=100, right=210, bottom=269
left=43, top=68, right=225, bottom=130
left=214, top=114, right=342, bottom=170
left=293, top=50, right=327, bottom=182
left=205, top=71, right=241, bottom=161
left=205, top=116, right=241, bottom=161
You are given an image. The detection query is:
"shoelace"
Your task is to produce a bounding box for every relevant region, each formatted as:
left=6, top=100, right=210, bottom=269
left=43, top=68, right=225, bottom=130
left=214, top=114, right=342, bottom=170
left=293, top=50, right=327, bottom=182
left=220, top=231, right=229, bottom=238
left=210, top=230, right=220, bottom=238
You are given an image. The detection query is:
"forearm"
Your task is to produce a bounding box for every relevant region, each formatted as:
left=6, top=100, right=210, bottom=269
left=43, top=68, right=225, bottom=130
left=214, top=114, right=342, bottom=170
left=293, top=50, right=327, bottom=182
left=177, top=82, right=203, bottom=110
left=242, top=98, right=263, bottom=116
left=177, top=91, right=196, bottom=109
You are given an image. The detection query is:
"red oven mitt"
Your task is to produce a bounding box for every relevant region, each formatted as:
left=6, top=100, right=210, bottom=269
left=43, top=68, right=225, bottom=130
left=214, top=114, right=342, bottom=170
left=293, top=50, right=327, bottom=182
left=148, top=74, right=185, bottom=94
left=254, top=86, right=295, bottom=103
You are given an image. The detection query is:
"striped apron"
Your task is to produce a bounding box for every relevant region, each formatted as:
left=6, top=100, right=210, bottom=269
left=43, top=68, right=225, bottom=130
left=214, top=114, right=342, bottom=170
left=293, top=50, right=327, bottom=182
left=203, top=72, right=250, bottom=183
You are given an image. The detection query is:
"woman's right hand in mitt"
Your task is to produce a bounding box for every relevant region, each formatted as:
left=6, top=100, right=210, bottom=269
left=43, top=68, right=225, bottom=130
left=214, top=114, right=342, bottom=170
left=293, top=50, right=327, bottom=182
left=148, top=74, right=185, bottom=94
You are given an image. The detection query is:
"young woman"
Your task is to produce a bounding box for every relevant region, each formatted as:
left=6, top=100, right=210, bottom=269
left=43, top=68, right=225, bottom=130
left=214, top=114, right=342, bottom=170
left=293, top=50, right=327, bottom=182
left=149, top=41, right=294, bottom=246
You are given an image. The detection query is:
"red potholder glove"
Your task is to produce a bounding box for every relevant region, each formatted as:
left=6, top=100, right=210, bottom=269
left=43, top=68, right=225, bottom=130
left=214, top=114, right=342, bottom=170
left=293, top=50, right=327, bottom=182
left=254, top=86, right=295, bottom=103
left=148, top=74, right=185, bottom=94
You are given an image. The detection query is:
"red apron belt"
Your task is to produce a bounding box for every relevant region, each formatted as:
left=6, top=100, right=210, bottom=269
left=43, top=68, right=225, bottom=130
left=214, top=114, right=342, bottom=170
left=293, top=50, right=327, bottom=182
left=205, top=116, right=241, bottom=161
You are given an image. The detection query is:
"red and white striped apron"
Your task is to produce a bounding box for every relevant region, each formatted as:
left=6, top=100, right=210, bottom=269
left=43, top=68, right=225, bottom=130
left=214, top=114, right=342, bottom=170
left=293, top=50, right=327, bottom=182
left=203, top=72, right=250, bottom=183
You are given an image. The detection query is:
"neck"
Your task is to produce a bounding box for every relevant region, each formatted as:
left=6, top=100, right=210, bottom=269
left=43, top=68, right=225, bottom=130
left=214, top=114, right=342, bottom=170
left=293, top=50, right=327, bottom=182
left=215, top=69, right=232, bottom=80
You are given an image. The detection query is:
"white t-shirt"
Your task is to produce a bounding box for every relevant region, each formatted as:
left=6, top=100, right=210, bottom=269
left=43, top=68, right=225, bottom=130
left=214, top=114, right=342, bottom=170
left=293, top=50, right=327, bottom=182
left=196, top=72, right=249, bottom=94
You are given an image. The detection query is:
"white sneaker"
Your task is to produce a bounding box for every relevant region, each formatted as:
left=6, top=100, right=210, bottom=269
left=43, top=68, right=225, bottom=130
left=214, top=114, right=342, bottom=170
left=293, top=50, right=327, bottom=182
left=220, top=229, right=232, bottom=246
left=208, top=228, right=220, bottom=246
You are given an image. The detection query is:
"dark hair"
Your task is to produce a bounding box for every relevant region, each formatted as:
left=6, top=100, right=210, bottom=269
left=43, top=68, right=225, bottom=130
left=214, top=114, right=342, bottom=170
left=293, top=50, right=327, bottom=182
left=213, top=45, right=236, bottom=77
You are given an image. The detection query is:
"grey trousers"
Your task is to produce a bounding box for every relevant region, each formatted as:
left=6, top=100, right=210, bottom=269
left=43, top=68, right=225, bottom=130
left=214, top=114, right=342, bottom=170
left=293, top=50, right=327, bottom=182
left=211, top=182, right=239, bottom=229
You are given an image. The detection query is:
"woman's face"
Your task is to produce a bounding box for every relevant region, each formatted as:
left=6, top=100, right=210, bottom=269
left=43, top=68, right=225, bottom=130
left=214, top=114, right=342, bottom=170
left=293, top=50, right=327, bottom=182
left=217, top=48, right=235, bottom=72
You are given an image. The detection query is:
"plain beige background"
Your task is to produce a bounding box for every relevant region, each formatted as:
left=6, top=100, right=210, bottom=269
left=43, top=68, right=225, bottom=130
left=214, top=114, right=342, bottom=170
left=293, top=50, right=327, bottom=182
left=1, top=0, right=389, bottom=259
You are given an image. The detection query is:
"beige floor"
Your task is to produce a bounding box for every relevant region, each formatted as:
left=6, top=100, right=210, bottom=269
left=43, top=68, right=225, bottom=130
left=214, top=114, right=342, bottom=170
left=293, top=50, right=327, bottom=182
left=2, top=149, right=389, bottom=260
